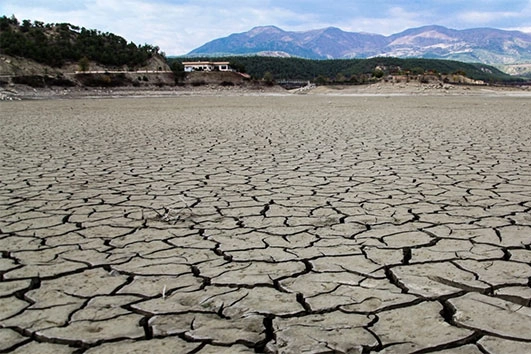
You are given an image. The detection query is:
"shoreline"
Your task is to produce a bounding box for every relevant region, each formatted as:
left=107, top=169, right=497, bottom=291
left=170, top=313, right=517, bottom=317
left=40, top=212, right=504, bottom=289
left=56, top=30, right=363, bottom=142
left=0, top=84, right=288, bottom=101
left=2, top=81, right=531, bottom=101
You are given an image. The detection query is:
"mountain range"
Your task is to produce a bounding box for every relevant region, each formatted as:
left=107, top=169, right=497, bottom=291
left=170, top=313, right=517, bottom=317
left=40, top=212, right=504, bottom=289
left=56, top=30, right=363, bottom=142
left=188, top=25, right=531, bottom=65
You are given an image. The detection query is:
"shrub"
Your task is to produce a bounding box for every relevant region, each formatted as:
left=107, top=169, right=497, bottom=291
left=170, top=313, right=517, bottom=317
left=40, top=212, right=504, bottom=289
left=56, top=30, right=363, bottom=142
left=372, top=69, right=384, bottom=78
left=263, top=71, right=275, bottom=85
left=78, top=56, right=90, bottom=72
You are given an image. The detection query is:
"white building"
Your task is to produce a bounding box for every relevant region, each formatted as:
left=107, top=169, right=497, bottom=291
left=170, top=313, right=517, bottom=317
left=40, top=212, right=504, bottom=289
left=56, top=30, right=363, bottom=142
left=183, top=61, right=231, bottom=72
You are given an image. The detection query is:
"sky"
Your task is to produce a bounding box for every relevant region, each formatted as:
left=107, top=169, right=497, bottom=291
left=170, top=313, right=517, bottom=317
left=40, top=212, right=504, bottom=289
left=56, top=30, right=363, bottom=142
left=2, top=0, right=531, bottom=55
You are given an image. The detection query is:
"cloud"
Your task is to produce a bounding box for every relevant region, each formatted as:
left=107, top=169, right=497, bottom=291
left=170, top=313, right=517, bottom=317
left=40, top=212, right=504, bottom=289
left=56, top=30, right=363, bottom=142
left=453, top=0, right=531, bottom=28
left=458, top=10, right=520, bottom=24
left=1, top=0, right=313, bottom=54
left=1, top=0, right=531, bottom=55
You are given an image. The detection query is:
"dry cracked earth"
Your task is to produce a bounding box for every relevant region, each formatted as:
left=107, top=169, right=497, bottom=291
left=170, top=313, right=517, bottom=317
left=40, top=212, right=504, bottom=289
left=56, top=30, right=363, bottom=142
left=0, top=95, right=530, bottom=354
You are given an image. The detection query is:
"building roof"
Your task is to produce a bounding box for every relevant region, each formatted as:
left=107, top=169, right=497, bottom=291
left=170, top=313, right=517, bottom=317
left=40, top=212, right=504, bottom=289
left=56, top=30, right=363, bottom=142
left=182, top=61, right=230, bottom=65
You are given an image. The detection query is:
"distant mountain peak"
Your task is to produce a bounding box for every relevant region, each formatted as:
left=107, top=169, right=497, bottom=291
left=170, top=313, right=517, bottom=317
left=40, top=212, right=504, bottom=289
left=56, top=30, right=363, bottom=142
left=322, top=26, right=343, bottom=33
left=247, top=25, right=284, bottom=36
left=187, top=25, right=531, bottom=65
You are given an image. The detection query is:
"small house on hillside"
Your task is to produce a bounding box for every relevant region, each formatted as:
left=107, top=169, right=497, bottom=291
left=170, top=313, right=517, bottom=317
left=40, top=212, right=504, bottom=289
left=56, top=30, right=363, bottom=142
left=183, top=61, right=231, bottom=72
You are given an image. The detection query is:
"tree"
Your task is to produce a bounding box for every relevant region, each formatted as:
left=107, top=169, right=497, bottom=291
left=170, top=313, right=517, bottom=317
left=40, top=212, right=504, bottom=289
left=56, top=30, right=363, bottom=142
left=335, top=73, right=346, bottom=83
left=0, top=16, right=156, bottom=68
left=411, top=67, right=425, bottom=75
left=263, top=71, right=275, bottom=85
left=372, top=68, right=384, bottom=78
left=229, top=61, right=246, bottom=73
left=78, top=56, right=90, bottom=72
left=21, top=19, right=31, bottom=32
left=315, top=75, right=328, bottom=86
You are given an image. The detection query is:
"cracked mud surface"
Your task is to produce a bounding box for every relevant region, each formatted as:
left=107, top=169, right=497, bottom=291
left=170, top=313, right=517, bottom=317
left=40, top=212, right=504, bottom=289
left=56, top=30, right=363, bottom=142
left=1, top=95, right=530, bottom=353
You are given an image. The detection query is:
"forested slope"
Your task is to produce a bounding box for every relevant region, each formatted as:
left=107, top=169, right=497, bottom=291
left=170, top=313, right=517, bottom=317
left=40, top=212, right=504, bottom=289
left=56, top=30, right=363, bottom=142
left=0, top=15, right=161, bottom=68
left=172, top=56, right=520, bottom=84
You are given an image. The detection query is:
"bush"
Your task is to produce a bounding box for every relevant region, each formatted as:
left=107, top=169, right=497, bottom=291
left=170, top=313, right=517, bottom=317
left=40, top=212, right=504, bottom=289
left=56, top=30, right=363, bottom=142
left=78, top=56, right=90, bottom=72
left=372, top=69, right=384, bottom=78
left=263, top=71, right=275, bottom=85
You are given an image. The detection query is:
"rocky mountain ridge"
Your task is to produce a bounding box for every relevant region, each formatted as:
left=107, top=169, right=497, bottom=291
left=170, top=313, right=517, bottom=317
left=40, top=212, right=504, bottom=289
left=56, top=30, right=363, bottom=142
left=188, top=25, right=531, bottom=66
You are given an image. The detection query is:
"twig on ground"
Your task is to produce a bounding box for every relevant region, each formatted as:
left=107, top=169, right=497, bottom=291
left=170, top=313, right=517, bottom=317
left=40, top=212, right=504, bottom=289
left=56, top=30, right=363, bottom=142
left=159, top=195, right=193, bottom=224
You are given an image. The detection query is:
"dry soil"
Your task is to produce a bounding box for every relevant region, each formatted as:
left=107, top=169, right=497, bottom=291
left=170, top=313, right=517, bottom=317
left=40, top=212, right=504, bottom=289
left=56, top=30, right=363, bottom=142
left=1, top=95, right=530, bottom=353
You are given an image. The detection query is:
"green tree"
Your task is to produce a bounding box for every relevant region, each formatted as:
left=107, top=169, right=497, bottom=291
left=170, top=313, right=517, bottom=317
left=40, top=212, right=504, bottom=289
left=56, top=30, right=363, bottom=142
left=0, top=16, right=157, bottom=68
left=372, top=69, right=384, bottom=78
left=263, top=71, right=275, bottom=85
left=78, top=56, right=90, bottom=72
left=315, top=75, right=328, bottom=85
left=411, top=67, right=425, bottom=75
left=335, top=73, right=346, bottom=83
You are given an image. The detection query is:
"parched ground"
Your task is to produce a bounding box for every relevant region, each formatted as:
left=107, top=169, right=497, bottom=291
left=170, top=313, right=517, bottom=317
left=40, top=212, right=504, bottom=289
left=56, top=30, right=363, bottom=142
left=1, top=95, right=530, bottom=353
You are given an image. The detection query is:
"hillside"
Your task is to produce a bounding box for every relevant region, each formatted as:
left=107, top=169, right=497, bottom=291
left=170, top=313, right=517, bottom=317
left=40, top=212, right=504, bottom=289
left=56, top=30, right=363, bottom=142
left=1, top=16, right=526, bottom=95
left=0, top=15, right=161, bottom=69
left=172, top=56, right=519, bottom=84
left=0, top=16, right=175, bottom=90
left=188, top=25, right=531, bottom=68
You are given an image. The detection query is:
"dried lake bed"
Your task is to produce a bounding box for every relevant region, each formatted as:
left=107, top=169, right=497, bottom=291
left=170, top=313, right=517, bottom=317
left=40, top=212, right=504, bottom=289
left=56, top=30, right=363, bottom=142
left=1, top=95, right=531, bottom=353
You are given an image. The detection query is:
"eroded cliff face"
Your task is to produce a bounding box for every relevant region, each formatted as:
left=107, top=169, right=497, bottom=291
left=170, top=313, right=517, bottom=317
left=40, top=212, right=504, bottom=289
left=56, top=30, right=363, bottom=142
left=1, top=54, right=169, bottom=75
left=0, top=54, right=174, bottom=89
left=0, top=55, right=56, bottom=76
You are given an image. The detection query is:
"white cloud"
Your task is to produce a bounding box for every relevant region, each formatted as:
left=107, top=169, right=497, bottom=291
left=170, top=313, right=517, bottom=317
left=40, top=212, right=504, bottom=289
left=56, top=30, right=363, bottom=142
left=2, top=0, right=531, bottom=54
left=331, top=6, right=427, bottom=35
left=457, top=10, right=520, bottom=24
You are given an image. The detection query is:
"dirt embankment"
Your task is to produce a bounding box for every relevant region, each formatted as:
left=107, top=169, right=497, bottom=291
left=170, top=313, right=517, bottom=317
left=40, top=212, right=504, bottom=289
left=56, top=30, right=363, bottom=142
left=0, top=54, right=177, bottom=99
left=1, top=55, right=288, bottom=100
left=183, top=71, right=250, bottom=85
left=3, top=55, right=530, bottom=100
left=0, top=57, right=288, bottom=100
left=0, top=54, right=171, bottom=76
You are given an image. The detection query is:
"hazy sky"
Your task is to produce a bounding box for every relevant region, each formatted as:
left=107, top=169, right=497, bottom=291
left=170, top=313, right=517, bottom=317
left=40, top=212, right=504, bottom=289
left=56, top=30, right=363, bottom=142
left=2, top=0, right=531, bottom=55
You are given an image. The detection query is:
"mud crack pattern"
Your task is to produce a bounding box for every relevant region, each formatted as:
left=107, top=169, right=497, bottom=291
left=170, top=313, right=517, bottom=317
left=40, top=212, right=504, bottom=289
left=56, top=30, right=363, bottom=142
left=1, top=96, right=531, bottom=353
